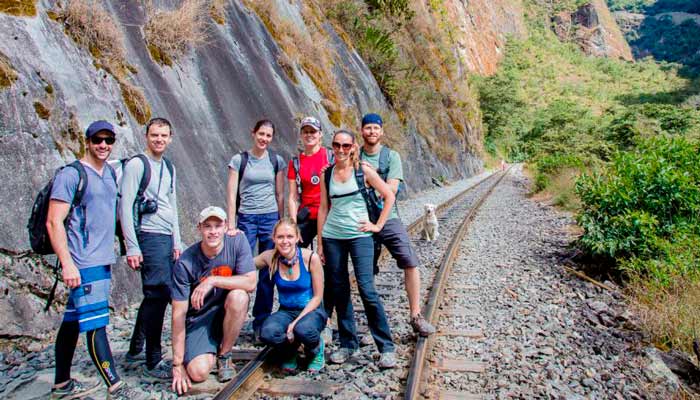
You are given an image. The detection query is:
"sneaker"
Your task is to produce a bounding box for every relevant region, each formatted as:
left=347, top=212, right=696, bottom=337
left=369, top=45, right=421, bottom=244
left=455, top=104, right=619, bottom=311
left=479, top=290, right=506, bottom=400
left=281, top=353, right=298, bottom=373
left=307, top=337, right=325, bottom=373
left=410, top=314, right=436, bottom=337
left=50, top=379, right=100, bottom=399
left=217, top=352, right=236, bottom=383
left=143, top=359, right=172, bottom=380
left=329, top=348, right=356, bottom=364
left=124, top=351, right=146, bottom=364
left=107, top=382, right=149, bottom=400
left=378, top=351, right=397, bottom=369
left=359, top=334, right=373, bottom=346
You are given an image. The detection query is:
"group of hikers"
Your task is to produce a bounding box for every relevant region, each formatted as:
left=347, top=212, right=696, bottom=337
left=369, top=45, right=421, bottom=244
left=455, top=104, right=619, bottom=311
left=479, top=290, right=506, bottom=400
left=43, top=113, right=436, bottom=399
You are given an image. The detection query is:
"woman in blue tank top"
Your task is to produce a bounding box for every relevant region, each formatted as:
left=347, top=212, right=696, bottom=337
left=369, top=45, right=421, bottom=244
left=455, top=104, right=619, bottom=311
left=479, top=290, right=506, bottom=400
left=316, top=129, right=398, bottom=369
left=254, top=218, right=327, bottom=372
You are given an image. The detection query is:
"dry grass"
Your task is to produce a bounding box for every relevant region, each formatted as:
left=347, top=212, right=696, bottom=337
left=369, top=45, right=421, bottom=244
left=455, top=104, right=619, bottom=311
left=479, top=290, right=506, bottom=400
left=243, top=0, right=344, bottom=127
left=60, top=0, right=127, bottom=74
left=0, top=0, right=36, bottom=16
left=538, top=167, right=582, bottom=210
left=210, top=0, right=226, bottom=24
left=119, top=80, right=151, bottom=125
left=628, top=275, right=700, bottom=355
left=0, top=52, right=17, bottom=88
left=145, top=0, right=210, bottom=66
left=57, top=0, right=152, bottom=124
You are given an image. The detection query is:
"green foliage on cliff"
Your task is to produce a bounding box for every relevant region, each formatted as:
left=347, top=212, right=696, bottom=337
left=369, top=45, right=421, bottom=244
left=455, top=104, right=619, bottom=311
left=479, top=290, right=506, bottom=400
left=484, top=1, right=700, bottom=353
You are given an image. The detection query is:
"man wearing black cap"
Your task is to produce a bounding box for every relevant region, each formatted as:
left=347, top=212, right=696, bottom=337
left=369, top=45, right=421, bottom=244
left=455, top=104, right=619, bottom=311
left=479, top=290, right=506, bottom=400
left=47, top=120, right=147, bottom=399
left=359, top=113, right=436, bottom=338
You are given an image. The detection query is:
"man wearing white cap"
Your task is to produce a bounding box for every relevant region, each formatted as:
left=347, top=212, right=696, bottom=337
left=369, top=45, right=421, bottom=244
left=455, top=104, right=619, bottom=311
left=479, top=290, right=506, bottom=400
left=170, top=206, right=256, bottom=394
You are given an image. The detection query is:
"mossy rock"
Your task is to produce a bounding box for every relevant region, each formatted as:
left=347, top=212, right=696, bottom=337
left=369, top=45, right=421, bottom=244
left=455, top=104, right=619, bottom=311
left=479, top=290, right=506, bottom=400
left=0, top=55, right=17, bottom=88
left=0, top=0, right=37, bottom=16
left=33, top=101, right=50, bottom=119
left=148, top=44, right=173, bottom=67
left=119, top=80, right=151, bottom=125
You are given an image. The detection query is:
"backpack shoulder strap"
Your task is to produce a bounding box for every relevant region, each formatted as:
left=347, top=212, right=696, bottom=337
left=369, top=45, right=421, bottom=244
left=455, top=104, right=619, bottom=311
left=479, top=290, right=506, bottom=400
left=106, top=163, right=117, bottom=183
left=377, top=146, right=391, bottom=181
left=293, top=155, right=301, bottom=195
left=132, top=154, right=151, bottom=198
left=324, top=163, right=334, bottom=206
left=268, top=149, right=279, bottom=175
left=66, top=161, right=88, bottom=208
left=237, top=151, right=249, bottom=184
left=163, top=157, right=174, bottom=191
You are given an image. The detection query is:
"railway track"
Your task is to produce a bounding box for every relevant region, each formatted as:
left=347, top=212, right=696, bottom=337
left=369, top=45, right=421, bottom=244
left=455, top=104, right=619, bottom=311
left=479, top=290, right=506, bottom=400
left=211, top=169, right=508, bottom=399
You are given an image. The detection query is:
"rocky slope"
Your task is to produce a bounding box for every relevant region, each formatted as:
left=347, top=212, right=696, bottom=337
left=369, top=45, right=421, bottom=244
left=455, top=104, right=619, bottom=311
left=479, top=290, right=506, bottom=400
left=0, top=0, right=633, bottom=346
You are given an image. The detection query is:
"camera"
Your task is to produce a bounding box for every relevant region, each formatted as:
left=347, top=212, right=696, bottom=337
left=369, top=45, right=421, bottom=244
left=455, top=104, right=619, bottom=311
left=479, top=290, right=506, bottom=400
left=138, top=198, right=158, bottom=215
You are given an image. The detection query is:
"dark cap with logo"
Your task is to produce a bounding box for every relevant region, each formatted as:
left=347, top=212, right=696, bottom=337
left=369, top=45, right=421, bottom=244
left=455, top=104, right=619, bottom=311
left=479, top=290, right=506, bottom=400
left=85, top=120, right=116, bottom=138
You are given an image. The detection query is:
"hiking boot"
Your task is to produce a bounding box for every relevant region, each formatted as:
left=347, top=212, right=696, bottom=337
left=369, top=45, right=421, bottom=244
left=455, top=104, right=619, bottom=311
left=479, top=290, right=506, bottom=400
left=253, top=327, right=264, bottom=347
left=307, top=337, right=325, bottom=373
left=143, top=359, right=172, bottom=380
left=217, top=352, right=236, bottom=383
left=50, top=379, right=100, bottom=399
left=410, top=314, right=436, bottom=337
left=329, top=348, right=356, bottom=364
left=107, top=382, right=149, bottom=400
left=281, top=353, right=298, bottom=373
left=359, top=334, right=373, bottom=346
left=378, top=352, right=397, bottom=369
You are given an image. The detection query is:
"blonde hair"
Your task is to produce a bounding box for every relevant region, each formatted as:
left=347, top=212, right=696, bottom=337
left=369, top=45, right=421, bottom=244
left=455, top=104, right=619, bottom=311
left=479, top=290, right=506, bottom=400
left=269, top=217, right=301, bottom=279
left=332, top=129, right=360, bottom=169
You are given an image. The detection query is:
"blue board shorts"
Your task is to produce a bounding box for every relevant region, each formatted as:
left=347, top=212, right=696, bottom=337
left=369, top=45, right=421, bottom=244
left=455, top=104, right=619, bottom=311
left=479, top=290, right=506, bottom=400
left=63, top=265, right=111, bottom=332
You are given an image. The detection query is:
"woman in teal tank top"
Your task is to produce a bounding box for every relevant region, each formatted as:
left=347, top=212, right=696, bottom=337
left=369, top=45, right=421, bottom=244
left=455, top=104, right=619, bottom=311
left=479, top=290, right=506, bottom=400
left=316, top=129, right=398, bottom=368
left=254, top=218, right=327, bottom=372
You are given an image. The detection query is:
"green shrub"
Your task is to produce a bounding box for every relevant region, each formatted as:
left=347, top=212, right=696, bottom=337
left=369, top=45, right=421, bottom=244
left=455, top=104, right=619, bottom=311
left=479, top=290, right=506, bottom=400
left=576, top=137, right=700, bottom=265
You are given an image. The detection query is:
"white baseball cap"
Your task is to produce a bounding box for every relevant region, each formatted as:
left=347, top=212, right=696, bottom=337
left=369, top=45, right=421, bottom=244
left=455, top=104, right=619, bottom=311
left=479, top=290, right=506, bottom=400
left=198, top=206, right=227, bottom=224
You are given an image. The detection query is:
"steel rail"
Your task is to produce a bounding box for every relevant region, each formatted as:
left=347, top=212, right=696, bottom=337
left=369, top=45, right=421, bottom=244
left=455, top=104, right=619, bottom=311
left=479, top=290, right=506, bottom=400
left=404, top=168, right=510, bottom=400
left=212, top=170, right=501, bottom=400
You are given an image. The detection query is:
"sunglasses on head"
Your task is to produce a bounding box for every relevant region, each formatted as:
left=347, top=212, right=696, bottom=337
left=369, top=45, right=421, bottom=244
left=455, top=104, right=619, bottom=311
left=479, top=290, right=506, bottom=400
left=332, top=142, right=353, bottom=150
left=89, top=135, right=116, bottom=145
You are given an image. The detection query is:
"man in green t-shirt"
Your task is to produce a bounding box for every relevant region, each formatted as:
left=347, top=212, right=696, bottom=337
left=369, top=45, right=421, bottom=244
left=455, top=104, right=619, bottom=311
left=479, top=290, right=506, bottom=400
left=359, top=113, right=436, bottom=337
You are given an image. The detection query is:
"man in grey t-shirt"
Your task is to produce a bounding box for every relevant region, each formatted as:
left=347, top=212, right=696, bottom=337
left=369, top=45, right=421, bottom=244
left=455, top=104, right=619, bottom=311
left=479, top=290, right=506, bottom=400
left=47, top=120, right=147, bottom=399
left=120, top=118, right=182, bottom=379
left=170, top=207, right=256, bottom=393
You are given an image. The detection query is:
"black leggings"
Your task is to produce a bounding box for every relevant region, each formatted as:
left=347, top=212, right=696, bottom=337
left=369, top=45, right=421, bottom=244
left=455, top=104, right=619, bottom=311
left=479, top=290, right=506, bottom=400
left=54, top=321, right=120, bottom=387
left=128, top=296, right=169, bottom=369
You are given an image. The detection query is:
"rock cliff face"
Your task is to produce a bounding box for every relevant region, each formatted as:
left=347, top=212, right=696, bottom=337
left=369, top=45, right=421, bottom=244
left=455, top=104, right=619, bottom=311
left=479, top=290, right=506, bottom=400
left=444, top=0, right=527, bottom=75
left=0, top=0, right=491, bottom=345
left=553, top=0, right=633, bottom=60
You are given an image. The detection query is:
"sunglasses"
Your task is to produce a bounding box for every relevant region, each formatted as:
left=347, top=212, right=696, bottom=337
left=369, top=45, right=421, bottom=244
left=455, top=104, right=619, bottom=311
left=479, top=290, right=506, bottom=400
left=89, top=136, right=116, bottom=145
left=332, top=142, right=353, bottom=151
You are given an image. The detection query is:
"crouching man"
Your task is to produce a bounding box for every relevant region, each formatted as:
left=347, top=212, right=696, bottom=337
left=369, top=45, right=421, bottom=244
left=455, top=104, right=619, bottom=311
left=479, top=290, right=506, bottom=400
left=170, top=206, right=256, bottom=394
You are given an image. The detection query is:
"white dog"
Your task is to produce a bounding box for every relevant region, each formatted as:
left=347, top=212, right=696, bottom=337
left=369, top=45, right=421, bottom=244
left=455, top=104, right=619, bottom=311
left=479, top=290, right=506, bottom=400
left=422, top=203, right=439, bottom=241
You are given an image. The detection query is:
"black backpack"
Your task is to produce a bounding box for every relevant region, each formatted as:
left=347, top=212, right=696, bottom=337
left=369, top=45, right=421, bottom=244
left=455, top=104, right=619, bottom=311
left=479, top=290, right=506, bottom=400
left=324, top=164, right=382, bottom=223
left=114, top=154, right=174, bottom=255
left=292, top=147, right=334, bottom=197
left=27, top=161, right=116, bottom=311
left=360, top=146, right=407, bottom=199
left=27, top=161, right=88, bottom=255
left=236, top=150, right=280, bottom=214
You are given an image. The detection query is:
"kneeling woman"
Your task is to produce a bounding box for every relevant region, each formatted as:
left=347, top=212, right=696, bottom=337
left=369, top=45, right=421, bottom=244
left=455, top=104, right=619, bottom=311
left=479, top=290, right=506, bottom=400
left=254, top=218, right=326, bottom=372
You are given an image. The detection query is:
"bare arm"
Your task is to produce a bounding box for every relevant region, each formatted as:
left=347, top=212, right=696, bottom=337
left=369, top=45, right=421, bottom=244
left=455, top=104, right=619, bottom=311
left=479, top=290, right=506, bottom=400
left=288, top=179, right=299, bottom=222
left=275, top=171, right=285, bottom=217
left=363, top=165, right=395, bottom=231
left=190, top=270, right=257, bottom=310
left=253, top=250, right=273, bottom=270
left=288, top=251, right=323, bottom=333
left=386, top=178, right=400, bottom=195
left=316, top=175, right=329, bottom=262
left=226, top=168, right=239, bottom=231
left=171, top=300, right=191, bottom=394
left=46, top=200, right=81, bottom=288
